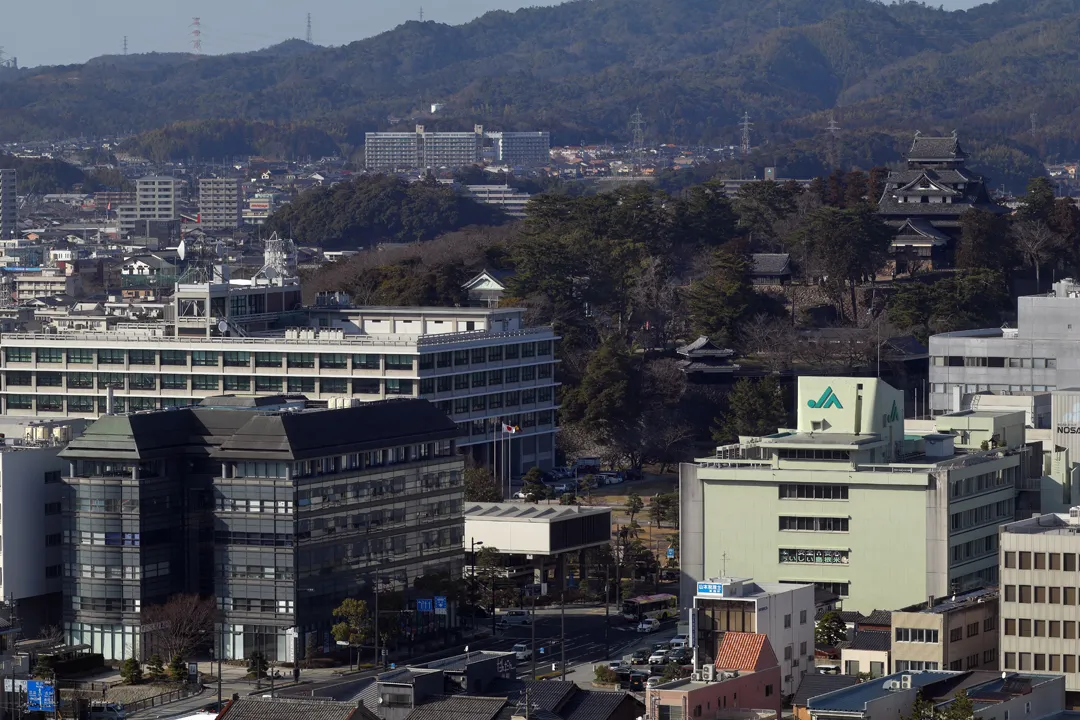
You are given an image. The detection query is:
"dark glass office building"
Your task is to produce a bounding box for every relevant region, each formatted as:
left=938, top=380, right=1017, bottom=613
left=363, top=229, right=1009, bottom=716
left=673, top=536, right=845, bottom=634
left=59, top=397, right=465, bottom=661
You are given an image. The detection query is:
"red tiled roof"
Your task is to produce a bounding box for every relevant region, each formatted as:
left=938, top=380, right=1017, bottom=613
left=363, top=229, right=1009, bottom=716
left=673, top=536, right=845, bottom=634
left=714, top=632, right=778, bottom=672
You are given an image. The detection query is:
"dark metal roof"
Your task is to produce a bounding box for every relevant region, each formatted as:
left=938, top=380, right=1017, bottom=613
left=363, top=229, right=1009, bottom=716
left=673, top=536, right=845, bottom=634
left=220, top=697, right=364, bottom=720
left=792, top=674, right=859, bottom=707
left=859, top=610, right=893, bottom=627
left=406, top=696, right=506, bottom=720
left=842, top=630, right=891, bottom=653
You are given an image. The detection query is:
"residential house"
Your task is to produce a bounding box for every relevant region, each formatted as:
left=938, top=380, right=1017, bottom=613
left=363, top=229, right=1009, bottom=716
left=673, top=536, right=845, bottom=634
left=792, top=675, right=857, bottom=720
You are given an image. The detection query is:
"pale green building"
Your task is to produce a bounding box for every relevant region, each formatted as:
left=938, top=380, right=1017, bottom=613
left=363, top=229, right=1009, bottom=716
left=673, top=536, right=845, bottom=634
left=680, top=376, right=1038, bottom=613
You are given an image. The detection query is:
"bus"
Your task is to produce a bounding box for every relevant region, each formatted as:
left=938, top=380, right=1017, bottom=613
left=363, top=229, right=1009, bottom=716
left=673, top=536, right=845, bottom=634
left=622, top=593, right=678, bottom=622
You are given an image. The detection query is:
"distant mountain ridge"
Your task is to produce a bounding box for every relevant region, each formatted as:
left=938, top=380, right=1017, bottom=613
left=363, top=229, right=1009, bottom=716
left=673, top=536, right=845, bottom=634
left=2, top=0, right=1079, bottom=165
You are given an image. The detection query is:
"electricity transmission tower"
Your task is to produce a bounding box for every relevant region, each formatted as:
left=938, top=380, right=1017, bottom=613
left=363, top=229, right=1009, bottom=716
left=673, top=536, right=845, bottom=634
left=629, top=109, right=646, bottom=175
left=740, top=112, right=753, bottom=157
left=306, top=13, right=313, bottom=44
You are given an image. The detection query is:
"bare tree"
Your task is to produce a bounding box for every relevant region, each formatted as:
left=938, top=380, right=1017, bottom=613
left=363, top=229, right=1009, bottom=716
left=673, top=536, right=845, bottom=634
left=37, top=625, right=64, bottom=647
left=1013, top=220, right=1062, bottom=291
left=741, top=313, right=797, bottom=372
left=141, top=594, right=218, bottom=662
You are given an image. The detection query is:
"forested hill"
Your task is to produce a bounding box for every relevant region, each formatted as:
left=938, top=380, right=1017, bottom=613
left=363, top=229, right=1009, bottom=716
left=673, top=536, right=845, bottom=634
left=4, top=0, right=1080, bottom=161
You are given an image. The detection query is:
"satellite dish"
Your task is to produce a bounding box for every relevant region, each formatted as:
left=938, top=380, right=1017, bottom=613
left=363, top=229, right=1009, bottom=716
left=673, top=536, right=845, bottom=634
left=177, top=239, right=186, bottom=261
left=218, top=320, right=229, bottom=334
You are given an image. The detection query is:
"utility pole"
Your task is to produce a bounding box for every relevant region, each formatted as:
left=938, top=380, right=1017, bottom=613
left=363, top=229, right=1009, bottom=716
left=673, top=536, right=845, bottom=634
left=530, top=592, right=537, bottom=680
left=604, top=564, right=610, bottom=659
left=560, top=592, right=566, bottom=680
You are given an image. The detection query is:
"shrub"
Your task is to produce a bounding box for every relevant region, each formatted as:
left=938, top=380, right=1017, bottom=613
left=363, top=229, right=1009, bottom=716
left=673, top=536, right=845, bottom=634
left=594, top=665, right=618, bottom=684
left=146, top=654, right=165, bottom=681
left=119, top=658, right=143, bottom=685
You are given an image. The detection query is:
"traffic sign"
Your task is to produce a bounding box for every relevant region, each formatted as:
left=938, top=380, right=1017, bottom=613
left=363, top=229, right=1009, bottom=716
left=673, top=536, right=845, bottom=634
left=27, top=681, right=55, bottom=712
left=667, top=548, right=675, bottom=559
left=417, top=599, right=434, bottom=613
left=434, top=596, right=447, bottom=616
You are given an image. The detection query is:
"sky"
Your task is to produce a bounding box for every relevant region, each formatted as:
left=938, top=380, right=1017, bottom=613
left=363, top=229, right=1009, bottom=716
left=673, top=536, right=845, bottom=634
left=3, top=0, right=990, bottom=68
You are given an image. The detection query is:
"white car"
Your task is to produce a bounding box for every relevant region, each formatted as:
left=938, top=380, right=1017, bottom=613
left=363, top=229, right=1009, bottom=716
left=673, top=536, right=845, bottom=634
left=512, top=642, right=532, bottom=661
left=669, top=635, right=688, bottom=650
left=646, top=676, right=662, bottom=689
left=647, top=649, right=668, bottom=665
left=637, top=618, right=660, bottom=633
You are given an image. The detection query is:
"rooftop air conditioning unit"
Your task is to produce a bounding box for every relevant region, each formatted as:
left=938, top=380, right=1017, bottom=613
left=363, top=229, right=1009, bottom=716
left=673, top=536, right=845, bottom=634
left=701, top=665, right=716, bottom=682
left=901, top=675, right=913, bottom=689
left=886, top=681, right=902, bottom=691
left=690, top=672, right=702, bottom=682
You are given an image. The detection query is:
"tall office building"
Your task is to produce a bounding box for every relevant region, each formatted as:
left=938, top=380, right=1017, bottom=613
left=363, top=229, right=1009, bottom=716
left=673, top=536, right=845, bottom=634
left=198, top=177, right=242, bottom=230
left=118, top=176, right=181, bottom=235
left=59, top=397, right=465, bottom=661
left=0, top=169, right=16, bottom=240
left=680, top=376, right=1035, bottom=612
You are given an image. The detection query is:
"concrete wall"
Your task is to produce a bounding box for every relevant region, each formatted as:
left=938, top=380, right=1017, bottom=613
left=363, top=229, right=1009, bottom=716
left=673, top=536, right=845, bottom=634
left=753, top=584, right=816, bottom=695
left=841, top=647, right=889, bottom=677
left=680, top=462, right=705, bottom=604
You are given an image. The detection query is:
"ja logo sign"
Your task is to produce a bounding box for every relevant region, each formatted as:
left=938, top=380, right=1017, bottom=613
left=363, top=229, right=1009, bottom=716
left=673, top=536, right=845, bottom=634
left=807, top=386, right=843, bottom=409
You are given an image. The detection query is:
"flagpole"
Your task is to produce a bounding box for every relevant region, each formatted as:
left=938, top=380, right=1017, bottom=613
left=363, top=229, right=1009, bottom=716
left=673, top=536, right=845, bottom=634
left=492, top=418, right=498, bottom=498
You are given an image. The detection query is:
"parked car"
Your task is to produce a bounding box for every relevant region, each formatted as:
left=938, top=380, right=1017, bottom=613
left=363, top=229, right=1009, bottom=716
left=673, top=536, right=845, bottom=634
left=637, top=618, right=660, bottom=633
left=597, top=471, right=625, bottom=485
left=630, top=648, right=650, bottom=664
left=606, top=660, right=625, bottom=671
left=571, top=457, right=601, bottom=474
left=652, top=641, right=672, bottom=653
left=669, top=635, right=688, bottom=650
left=551, top=466, right=574, bottom=479
left=627, top=671, right=649, bottom=691
left=669, top=649, right=692, bottom=665
left=513, top=642, right=532, bottom=661
left=551, top=481, right=575, bottom=494
left=647, top=649, right=669, bottom=665
left=646, top=676, right=663, bottom=689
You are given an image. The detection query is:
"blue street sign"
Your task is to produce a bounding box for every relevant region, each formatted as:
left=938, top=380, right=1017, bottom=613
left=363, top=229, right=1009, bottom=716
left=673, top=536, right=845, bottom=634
left=434, top=596, right=447, bottom=616
left=667, top=548, right=675, bottom=559
left=27, top=681, right=55, bottom=712
left=417, top=599, right=434, bottom=613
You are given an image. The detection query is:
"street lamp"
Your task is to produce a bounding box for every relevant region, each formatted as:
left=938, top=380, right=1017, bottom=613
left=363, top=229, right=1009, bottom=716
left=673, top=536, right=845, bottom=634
left=371, top=575, right=391, bottom=670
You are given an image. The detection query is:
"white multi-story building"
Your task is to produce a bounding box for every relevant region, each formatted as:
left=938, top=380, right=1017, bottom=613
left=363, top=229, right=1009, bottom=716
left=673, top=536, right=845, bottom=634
left=198, top=177, right=242, bottom=230
left=0, top=279, right=560, bottom=474
left=0, top=169, right=15, bottom=240
left=487, top=132, right=551, bottom=167
left=119, top=176, right=181, bottom=235
left=365, top=126, right=551, bottom=171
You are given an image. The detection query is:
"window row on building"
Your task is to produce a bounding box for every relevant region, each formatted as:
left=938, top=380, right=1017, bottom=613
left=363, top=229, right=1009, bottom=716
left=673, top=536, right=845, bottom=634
left=894, top=661, right=939, bottom=671
left=1003, top=584, right=1080, bottom=604
left=780, top=580, right=849, bottom=597
left=5, top=372, right=555, bottom=396
left=4, top=341, right=553, bottom=369
left=1003, top=617, right=1080, bottom=638
left=948, top=470, right=1013, bottom=499
left=933, top=383, right=1058, bottom=394
left=895, top=627, right=940, bottom=643
left=1004, top=652, right=1080, bottom=673
left=951, top=534, right=998, bottom=563
left=932, top=356, right=1057, bottom=369
left=778, top=483, right=849, bottom=500
left=949, top=499, right=1014, bottom=532
left=1004, top=551, right=1080, bottom=571
left=779, top=548, right=849, bottom=565
left=779, top=516, right=849, bottom=532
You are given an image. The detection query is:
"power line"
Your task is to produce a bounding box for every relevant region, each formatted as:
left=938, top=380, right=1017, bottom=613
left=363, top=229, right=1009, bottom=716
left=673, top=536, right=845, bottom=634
left=306, top=13, right=313, bottom=44
left=740, top=112, right=753, bottom=157
left=190, top=17, right=203, bottom=55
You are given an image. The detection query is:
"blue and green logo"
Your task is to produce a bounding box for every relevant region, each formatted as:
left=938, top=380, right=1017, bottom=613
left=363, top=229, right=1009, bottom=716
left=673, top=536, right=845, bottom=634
left=808, top=386, right=843, bottom=409
left=885, top=400, right=900, bottom=423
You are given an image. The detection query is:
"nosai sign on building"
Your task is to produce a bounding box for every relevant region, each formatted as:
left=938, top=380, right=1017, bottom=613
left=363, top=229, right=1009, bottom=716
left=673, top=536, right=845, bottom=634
left=807, top=386, right=843, bottom=409
left=697, top=582, right=725, bottom=596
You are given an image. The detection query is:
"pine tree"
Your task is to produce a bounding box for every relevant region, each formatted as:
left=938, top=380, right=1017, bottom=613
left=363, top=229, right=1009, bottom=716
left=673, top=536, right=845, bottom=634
left=814, top=611, right=847, bottom=646
left=686, top=249, right=757, bottom=346
left=120, top=657, right=143, bottom=685
left=713, top=376, right=787, bottom=443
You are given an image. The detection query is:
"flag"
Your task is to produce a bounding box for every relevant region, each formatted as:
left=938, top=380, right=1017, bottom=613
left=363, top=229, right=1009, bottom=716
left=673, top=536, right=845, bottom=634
left=502, top=424, right=519, bottom=434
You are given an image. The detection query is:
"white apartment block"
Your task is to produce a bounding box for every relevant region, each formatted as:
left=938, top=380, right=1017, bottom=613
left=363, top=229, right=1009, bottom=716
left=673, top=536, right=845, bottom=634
left=119, top=176, right=181, bottom=235
left=0, top=169, right=15, bottom=240
left=365, top=126, right=550, bottom=171
left=198, top=177, right=242, bottom=230
left=0, top=285, right=560, bottom=474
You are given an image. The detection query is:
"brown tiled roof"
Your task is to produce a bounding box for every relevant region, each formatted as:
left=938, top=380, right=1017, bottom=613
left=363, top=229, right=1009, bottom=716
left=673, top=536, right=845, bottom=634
left=714, top=632, right=777, bottom=672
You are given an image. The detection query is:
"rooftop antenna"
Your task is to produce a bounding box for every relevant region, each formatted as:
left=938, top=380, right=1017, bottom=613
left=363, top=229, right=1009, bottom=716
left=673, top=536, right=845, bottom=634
left=190, top=17, right=203, bottom=55
left=740, top=112, right=753, bottom=157
left=306, top=13, right=313, bottom=44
